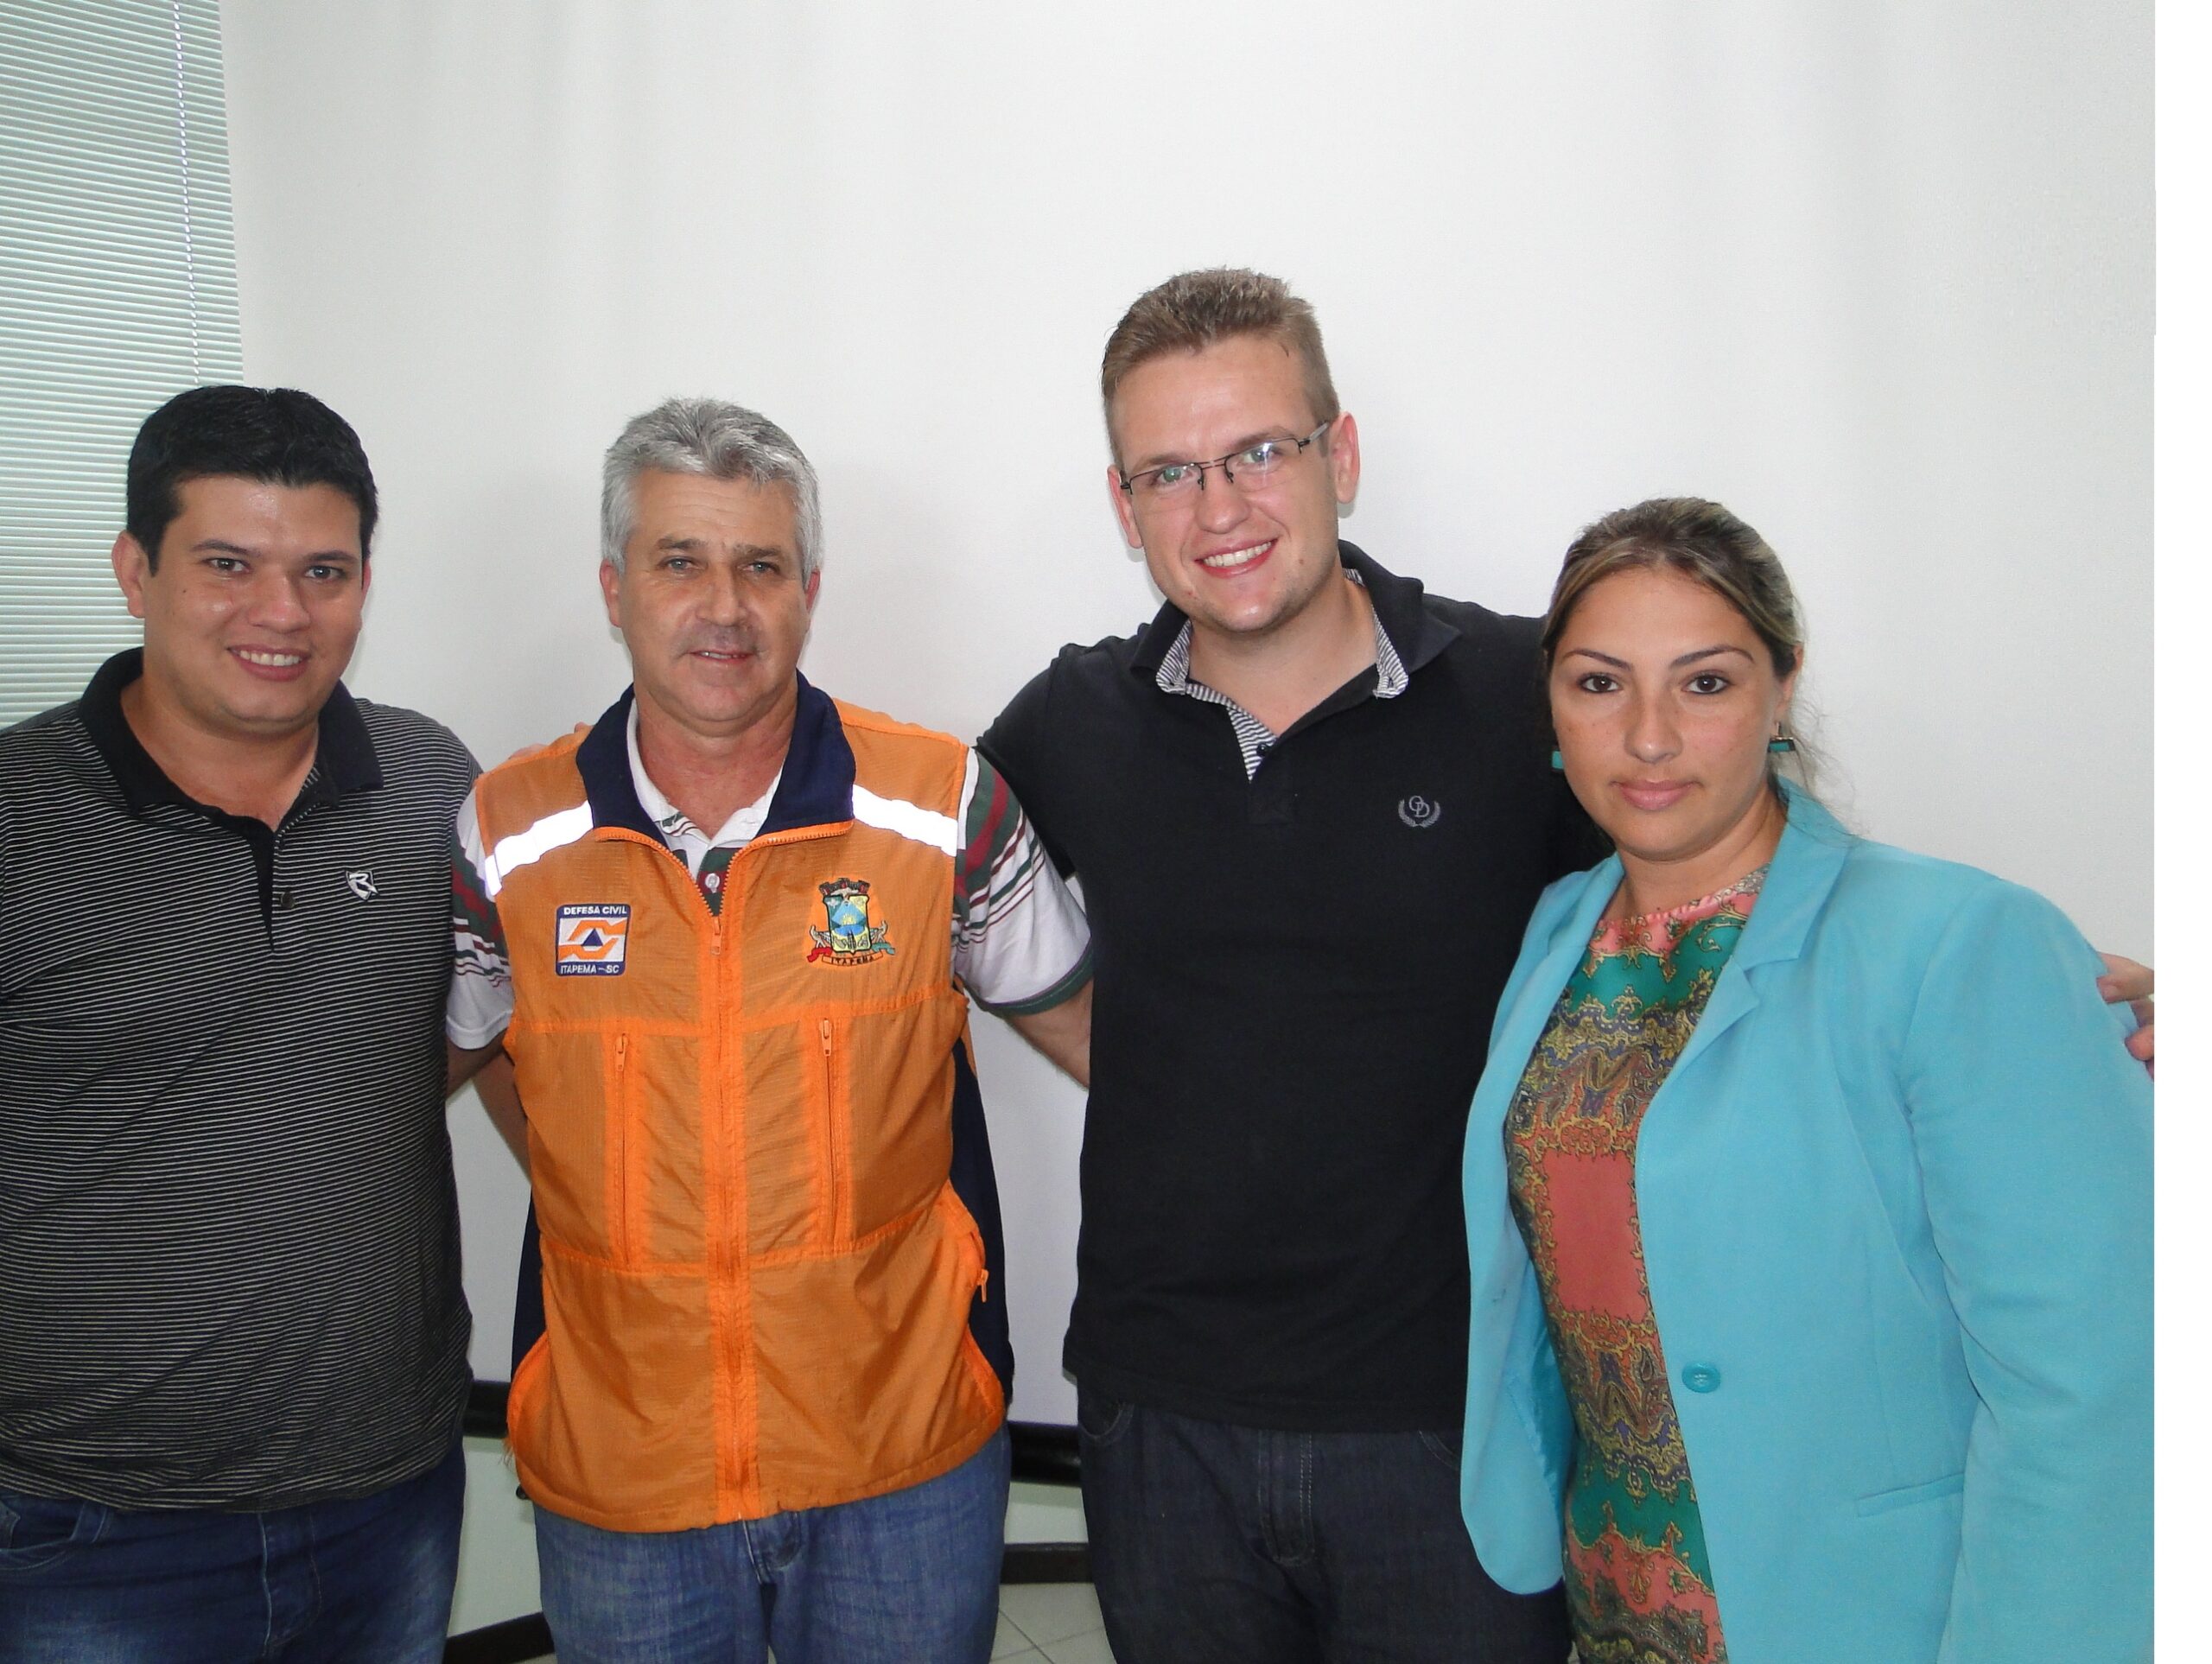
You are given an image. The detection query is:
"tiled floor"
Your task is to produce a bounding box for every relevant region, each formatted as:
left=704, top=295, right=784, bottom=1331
left=992, top=1581, right=1117, bottom=1663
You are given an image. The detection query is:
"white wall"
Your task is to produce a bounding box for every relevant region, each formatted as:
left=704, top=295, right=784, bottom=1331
left=220, top=0, right=2151, bottom=1426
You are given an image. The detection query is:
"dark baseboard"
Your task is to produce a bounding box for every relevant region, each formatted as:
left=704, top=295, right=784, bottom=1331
left=443, top=1612, right=552, bottom=1664
left=461, top=1378, right=511, bottom=1441
left=1006, top=1418, right=1080, bottom=1488
left=1000, top=1540, right=1092, bottom=1585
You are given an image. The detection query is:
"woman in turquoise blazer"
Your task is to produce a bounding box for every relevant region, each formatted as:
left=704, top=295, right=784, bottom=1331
left=1459, top=499, right=2151, bottom=1662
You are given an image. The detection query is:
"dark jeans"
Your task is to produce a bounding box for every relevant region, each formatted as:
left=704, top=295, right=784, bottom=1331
left=1077, top=1389, right=1569, bottom=1664
left=534, top=1426, right=1011, bottom=1664
left=0, top=1442, right=464, bottom=1663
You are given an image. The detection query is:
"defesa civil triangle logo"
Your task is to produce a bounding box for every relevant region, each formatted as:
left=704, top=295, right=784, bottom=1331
left=555, top=904, right=630, bottom=976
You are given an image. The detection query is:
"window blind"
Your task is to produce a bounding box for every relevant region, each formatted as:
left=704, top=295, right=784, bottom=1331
left=0, top=0, right=241, bottom=725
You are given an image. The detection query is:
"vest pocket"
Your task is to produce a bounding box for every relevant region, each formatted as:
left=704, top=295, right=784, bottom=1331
left=935, top=1184, right=989, bottom=1305
left=507, top=1331, right=552, bottom=1470
left=933, top=1185, right=1000, bottom=1413
left=817, top=1016, right=850, bottom=1248
left=605, top=1032, right=637, bottom=1264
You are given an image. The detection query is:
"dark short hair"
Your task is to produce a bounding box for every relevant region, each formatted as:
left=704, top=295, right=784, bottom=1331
left=125, top=384, right=378, bottom=568
left=1100, top=268, right=1339, bottom=459
left=1542, top=497, right=1803, bottom=683
left=1541, top=496, right=1819, bottom=788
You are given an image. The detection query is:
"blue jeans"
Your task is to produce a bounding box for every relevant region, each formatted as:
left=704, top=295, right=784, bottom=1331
left=535, top=1426, right=1011, bottom=1664
left=0, top=1442, right=463, bottom=1663
left=1077, top=1390, right=1570, bottom=1664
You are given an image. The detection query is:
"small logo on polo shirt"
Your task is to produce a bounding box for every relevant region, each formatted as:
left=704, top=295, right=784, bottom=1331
left=1398, top=795, right=1443, bottom=829
left=806, top=878, right=895, bottom=966
left=556, top=904, right=630, bottom=975
left=346, top=870, right=378, bottom=899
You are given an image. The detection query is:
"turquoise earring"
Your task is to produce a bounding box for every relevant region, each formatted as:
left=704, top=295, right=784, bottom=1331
left=1549, top=750, right=1565, bottom=771
left=1769, top=734, right=1796, bottom=753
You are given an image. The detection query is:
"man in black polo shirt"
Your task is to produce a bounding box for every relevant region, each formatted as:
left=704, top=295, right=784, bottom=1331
left=0, top=387, right=486, bottom=1661
left=982, top=269, right=1591, bottom=1663
left=984, top=270, right=2155, bottom=1664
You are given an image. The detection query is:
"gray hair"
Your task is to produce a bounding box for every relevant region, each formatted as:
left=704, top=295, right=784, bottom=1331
left=601, top=397, right=823, bottom=581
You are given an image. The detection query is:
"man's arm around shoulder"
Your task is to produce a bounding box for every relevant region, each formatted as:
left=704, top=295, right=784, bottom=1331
left=1003, top=981, right=1090, bottom=1089
left=447, top=1040, right=528, bottom=1174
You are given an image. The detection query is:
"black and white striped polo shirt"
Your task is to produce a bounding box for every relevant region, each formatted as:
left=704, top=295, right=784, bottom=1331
left=0, top=651, right=475, bottom=1510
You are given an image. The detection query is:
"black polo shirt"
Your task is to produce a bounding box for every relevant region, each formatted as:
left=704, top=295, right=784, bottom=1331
left=981, top=544, right=1605, bottom=1432
left=0, top=651, right=475, bottom=1508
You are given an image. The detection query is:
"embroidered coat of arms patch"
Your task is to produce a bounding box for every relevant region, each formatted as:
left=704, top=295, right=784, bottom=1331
left=806, top=877, right=895, bottom=965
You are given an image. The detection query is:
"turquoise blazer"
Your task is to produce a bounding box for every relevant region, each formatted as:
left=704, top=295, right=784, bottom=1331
left=1459, top=788, right=2152, bottom=1662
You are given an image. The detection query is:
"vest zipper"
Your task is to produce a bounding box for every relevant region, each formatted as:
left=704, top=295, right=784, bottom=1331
left=613, top=1032, right=632, bottom=1261
left=819, top=1018, right=846, bottom=1245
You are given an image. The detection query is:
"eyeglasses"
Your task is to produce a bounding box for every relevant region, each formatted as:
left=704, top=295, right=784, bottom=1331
left=1116, top=419, right=1334, bottom=506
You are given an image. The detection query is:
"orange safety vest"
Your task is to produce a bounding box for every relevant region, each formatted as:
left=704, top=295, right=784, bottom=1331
left=474, top=682, right=1007, bottom=1532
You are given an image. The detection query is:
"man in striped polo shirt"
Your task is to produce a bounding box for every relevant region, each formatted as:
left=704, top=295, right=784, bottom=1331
left=443, top=397, right=1092, bottom=1664
left=0, top=387, right=499, bottom=1661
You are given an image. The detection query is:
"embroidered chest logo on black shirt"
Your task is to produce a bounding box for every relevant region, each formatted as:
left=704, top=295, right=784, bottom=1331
left=1398, top=795, right=1443, bottom=829
left=807, top=878, right=895, bottom=966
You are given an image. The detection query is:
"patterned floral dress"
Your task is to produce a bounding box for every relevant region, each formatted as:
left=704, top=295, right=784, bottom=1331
left=1503, top=868, right=1765, bottom=1664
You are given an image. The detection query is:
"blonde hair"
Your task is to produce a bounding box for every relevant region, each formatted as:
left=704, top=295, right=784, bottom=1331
left=1100, top=268, right=1338, bottom=458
